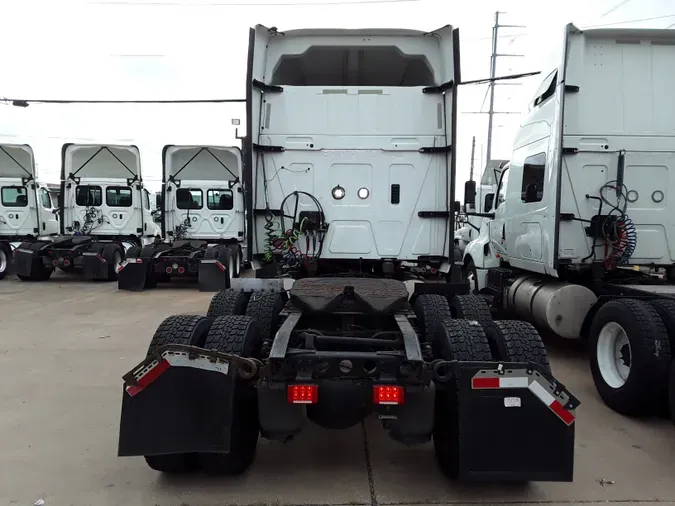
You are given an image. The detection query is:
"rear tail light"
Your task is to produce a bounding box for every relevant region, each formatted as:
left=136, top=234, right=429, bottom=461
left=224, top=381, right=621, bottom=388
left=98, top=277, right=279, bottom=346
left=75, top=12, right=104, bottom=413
left=373, top=385, right=404, bottom=405
left=287, top=384, right=318, bottom=404
left=166, top=267, right=173, bottom=274
left=52, top=259, right=59, bottom=266
left=63, top=259, right=71, bottom=267
left=177, top=266, right=185, bottom=274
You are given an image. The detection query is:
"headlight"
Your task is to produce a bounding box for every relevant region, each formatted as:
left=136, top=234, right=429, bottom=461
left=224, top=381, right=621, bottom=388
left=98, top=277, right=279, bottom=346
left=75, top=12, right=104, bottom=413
left=357, top=187, right=370, bottom=199
left=332, top=185, right=345, bottom=200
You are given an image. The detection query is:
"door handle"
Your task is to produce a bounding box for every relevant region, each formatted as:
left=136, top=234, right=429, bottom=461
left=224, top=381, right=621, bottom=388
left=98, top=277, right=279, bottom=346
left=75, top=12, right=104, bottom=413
left=220, top=217, right=224, bottom=224
left=502, top=224, right=505, bottom=240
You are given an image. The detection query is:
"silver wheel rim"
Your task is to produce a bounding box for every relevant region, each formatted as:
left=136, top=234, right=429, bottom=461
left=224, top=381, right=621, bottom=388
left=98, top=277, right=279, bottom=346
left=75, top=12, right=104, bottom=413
left=597, top=321, right=631, bottom=388
left=114, top=251, right=123, bottom=271
left=228, top=254, right=235, bottom=279
left=0, top=250, right=6, bottom=273
left=467, top=270, right=476, bottom=292
left=235, top=248, right=241, bottom=276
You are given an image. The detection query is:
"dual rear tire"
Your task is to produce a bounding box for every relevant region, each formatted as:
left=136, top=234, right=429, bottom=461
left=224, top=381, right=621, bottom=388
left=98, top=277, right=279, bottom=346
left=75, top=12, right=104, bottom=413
left=413, top=294, right=549, bottom=479
left=142, top=313, right=263, bottom=475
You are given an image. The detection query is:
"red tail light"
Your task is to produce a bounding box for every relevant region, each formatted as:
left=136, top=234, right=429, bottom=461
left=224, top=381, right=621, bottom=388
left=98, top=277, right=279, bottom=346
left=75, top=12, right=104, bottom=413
left=166, top=267, right=173, bottom=274
left=287, top=384, right=318, bottom=404
left=177, top=266, right=185, bottom=274
left=373, top=385, right=404, bottom=405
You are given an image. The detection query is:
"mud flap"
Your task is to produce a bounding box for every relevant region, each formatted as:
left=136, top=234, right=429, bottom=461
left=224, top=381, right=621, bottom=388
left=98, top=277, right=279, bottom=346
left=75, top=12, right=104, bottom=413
left=82, top=250, right=108, bottom=281
left=118, top=349, right=237, bottom=457
left=117, top=259, right=148, bottom=291
left=453, top=362, right=578, bottom=482
left=198, top=259, right=231, bottom=292
left=12, top=247, right=39, bottom=277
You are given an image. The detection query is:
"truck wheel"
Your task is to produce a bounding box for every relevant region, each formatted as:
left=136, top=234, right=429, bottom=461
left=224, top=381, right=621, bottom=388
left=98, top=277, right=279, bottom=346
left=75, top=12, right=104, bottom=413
left=228, top=244, right=241, bottom=278
left=648, top=299, right=675, bottom=350
left=463, top=259, right=479, bottom=294
left=433, top=319, right=492, bottom=479
left=205, top=245, right=234, bottom=281
left=245, top=291, right=286, bottom=341
left=413, top=294, right=452, bottom=344
left=207, top=289, right=250, bottom=318
left=449, top=294, right=492, bottom=321
left=198, top=315, right=262, bottom=474
left=143, top=314, right=213, bottom=473
left=589, top=299, right=671, bottom=416
left=481, top=320, right=551, bottom=374
left=102, top=243, right=124, bottom=281
left=0, top=243, right=11, bottom=280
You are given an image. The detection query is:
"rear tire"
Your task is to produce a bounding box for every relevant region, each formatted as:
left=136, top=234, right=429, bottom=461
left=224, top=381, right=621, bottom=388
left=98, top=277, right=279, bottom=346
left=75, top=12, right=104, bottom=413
left=589, top=299, right=671, bottom=416
left=143, top=314, right=213, bottom=473
left=245, top=291, right=286, bottom=341
left=449, top=294, right=491, bottom=321
left=433, top=319, right=492, bottom=479
left=413, top=294, right=452, bottom=359
left=102, top=243, right=124, bottom=281
left=481, top=320, right=551, bottom=374
left=207, top=289, right=250, bottom=318
left=198, top=315, right=262, bottom=475
left=0, top=243, right=11, bottom=280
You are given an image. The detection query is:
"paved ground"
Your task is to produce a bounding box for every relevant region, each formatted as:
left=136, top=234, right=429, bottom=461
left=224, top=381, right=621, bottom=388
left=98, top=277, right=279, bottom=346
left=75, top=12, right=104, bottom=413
left=1, top=272, right=675, bottom=506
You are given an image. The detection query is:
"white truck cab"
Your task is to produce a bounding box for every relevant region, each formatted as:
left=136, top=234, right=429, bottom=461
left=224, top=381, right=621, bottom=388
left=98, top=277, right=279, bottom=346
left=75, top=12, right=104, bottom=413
left=117, top=145, right=245, bottom=291
left=13, top=143, right=159, bottom=282
left=0, top=143, right=59, bottom=279
left=246, top=24, right=460, bottom=278
left=462, top=24, right=675, bottom=419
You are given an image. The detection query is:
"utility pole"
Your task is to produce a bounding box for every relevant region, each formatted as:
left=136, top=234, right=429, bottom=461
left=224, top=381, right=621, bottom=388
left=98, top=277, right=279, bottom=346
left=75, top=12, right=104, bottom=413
left=469, top=136, right=476, bottom=181
left=485, top=11, right=526, bottom=164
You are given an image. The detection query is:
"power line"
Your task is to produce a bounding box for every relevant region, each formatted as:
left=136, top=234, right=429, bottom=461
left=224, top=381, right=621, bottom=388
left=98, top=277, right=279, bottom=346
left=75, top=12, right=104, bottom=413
left=3, top=97, right=245, bottom=107
left=90, top=0, right=419, bottom=5
left=582, top=13, right=675, bottom=29
left=599, top=0, right=634, bottom=18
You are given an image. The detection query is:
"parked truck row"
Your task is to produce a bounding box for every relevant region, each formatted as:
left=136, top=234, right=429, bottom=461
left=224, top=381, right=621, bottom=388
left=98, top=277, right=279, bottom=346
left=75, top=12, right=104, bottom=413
left=0, top=142, right=247, bottom=289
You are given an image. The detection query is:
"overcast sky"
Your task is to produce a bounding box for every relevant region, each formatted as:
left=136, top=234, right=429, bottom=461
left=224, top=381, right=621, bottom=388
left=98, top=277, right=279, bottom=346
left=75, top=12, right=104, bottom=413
left=1, top=0, right=674, bottom=193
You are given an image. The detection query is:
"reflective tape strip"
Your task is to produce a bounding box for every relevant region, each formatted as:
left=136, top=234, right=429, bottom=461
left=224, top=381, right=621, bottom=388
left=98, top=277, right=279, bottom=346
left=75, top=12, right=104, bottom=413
left=126, top=359, right=170, bottom=397
left=528, top=380, right=575, bottom=425
left=472, top=376, right=529, bottom=389
left=471, top=369, right=576, bottom=426
left=125, top=350, right=230, bottom=397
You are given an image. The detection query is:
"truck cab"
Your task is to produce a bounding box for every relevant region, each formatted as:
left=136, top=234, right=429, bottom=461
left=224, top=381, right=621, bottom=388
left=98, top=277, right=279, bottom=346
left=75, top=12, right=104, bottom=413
left=247, top=24, right=460, bottom=278
left=0, top=144, right=59, bottom=279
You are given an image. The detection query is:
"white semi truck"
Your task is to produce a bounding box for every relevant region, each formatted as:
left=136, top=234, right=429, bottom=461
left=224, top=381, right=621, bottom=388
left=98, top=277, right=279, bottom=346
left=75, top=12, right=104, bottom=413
left=454, top=159, right=508, bottom=256
left=0, top=143, right=59, bottom=279
left=13, top=143, right=160, bottom=281
left=462, top=23, right=675, bottom=421
left=117, top=145, right=245, bottom=291
left=116, top=23, right=580, bottom=483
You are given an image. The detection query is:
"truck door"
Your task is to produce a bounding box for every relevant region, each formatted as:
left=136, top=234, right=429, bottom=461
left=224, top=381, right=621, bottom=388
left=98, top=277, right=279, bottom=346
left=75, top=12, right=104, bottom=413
left=0, top=182, right=37, bottom=235
left=488, top=167, right=509, bottom=259
left=37, top=185, right=59, bottom=236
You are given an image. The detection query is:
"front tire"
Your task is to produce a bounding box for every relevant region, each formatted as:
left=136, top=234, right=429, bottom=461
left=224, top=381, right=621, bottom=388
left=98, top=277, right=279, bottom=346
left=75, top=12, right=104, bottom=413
left=0, top=243, right=11, bottom=280
left=589, top=299, right=671, bottom=416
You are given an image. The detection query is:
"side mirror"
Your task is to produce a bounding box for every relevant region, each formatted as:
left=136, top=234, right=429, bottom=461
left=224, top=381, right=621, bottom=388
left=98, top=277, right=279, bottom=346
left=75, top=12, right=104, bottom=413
left=464, top=180, right=476, bottom=207
left=155, top=194, right=163, bottom=208
left=453, top=201, right=461, bottom=214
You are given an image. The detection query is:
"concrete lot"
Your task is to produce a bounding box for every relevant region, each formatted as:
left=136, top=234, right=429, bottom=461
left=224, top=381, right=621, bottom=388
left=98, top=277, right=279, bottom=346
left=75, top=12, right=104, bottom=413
left=1, top=273, right=675, bottom=506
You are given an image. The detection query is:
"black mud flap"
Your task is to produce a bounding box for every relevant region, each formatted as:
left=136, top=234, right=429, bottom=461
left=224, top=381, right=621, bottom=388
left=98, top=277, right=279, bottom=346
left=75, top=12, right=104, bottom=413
left=454, top=362, right=579, bottom=482
left=118, top=346, right=239, bottom=457
left=117, top=259, right=148, bottom=291
left=82, top=250, right=108, bottom=281
left=12, top=247, right=39, bottom=277
left=198, top=259, right=231, bottom=292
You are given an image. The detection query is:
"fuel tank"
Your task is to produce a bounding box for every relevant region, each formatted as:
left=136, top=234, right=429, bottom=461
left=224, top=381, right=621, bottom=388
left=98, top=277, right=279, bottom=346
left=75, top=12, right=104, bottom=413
left=505, top=275, right=597, bottom=339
